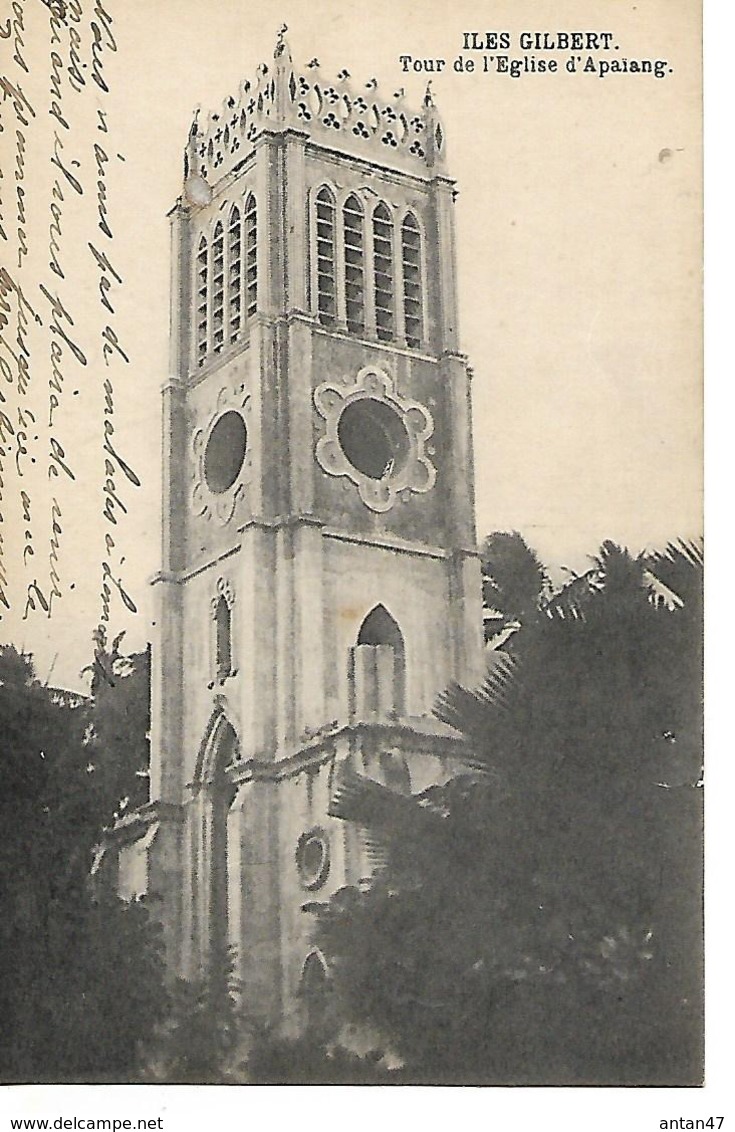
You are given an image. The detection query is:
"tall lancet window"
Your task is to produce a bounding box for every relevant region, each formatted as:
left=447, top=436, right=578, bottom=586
left=402, top=212, right=423, bottom=349
left=349, top=604, right=406, bottom=721
left=315, top=187, right=337, bottom=327
left=212, top=221, right=225, bottom=351
left=301, top=951, right=330, bottom=1038
left=373, top=203, right=395, bottom=342
left=228, top=205, right=241, bottom=341
left=343, top=194, right=365, bottom=335
left=196, top=235, right=208, bottom=364
left=244, top=193, right=257, bottom=319
left=214, top=595, right=233, bottom=683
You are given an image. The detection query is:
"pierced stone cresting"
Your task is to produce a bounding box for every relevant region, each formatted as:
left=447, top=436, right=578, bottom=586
left=185, top=31, right=446, bottom=188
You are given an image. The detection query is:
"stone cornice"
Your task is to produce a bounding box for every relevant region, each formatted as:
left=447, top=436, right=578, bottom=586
left=204, top=717, right=477, bottom=789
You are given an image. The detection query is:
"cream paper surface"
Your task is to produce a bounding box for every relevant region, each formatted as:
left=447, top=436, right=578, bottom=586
left=0, top=0, right=704, bottom=1104
left=0, top=0, right=701, bottom=685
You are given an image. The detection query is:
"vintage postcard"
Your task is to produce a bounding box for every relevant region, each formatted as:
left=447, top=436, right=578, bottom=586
left=1, top=0, right=706, bottom=1108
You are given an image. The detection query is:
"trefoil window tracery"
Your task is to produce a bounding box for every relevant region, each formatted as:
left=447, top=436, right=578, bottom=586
left=193, top=193, right=258, bottom=369
left=244, top=193, right=258, bottom=318
left=343, top=194, right=365, bottom=335
left=228, top=205, right=242, bottom=341
left=401, top=212, right=423, bottom=349
left=372, top=203, right=395, bottom=343
left=316, top=186, right=337, bottom=327
left=212, top=221, right=225, bottom=352
left=196, top=236, right=208, bottom=363
left=310, top=189, right=426, bottom=352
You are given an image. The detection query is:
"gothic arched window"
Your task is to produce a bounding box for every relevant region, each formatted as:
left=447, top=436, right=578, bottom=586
left=301, top=951, right=330, bottom=1037
left=350, top=604, right=405, bottom=720
left=212, top=221, right=225, bottom=351
left=402, top=212, right=423, bottom=349
left=196, top=235, right=208, bottom=365
left=244, top=193, right=257, bottom=319
left=343, top=194, right=365, bottom=335
left=315, top=187, right=337, bottom=327
left=357, top=604, right=404, bottom=648
left=373, top=203, right=395, bottom=342
left=214, top=593, right=233, bottom=683
left=228, top=205, right=242, bottom=341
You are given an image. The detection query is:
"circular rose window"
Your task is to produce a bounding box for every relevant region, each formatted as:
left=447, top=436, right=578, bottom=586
left=296, top=829, right=330, bottom=890
left=204, top=411, right=247, bottom=494
left=337, top=398, right=410, bottom=480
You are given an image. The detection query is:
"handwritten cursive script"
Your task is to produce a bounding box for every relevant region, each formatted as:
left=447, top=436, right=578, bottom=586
left=1, top=0, right=140, bottom=686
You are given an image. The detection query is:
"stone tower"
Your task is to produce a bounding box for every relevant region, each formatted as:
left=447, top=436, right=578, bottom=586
left=114, top=28, right=484, bottom=1032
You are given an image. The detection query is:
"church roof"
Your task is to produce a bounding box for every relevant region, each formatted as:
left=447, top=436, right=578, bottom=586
left=186, top=25, right=447, bottom=186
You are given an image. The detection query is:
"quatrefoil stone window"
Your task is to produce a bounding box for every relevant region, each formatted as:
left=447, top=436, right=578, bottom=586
left=314, top=366, right=436, bottom=513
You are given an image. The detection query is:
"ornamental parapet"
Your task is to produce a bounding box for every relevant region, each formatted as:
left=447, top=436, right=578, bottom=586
left=185, top=25, right=446, bottom=187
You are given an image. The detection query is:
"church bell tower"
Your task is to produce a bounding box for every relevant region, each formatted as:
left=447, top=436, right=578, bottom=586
left=119, top=27, right=484, bottom=1031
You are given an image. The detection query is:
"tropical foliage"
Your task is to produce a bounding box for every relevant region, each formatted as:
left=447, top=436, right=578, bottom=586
left=142, top=957, right=245, bottom=1083
left=0, top=534, right=703, bottom=1084
left=311, top=535, right=704, bottom=1084
left=0, top=640, right=166, bottom=1082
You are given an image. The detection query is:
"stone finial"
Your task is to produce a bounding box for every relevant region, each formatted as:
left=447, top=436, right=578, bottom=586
left=185, top=107, right=201, bottom=176
left=423, top=80, right=434, bottom=108
left=273, top=23, right=292, bottom=122
left=274, top=22, right=290, bottom=59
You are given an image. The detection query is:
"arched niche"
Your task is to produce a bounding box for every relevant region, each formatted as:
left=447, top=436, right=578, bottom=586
left=300, top=950, right=331, bottom=1037
left=349, top=604, right=406, bottom=720
left=214, top=594, right=233, bottom=682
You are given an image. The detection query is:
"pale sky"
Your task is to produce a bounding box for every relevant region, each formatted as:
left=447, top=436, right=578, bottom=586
left=1, top=0, right=701, bottom=689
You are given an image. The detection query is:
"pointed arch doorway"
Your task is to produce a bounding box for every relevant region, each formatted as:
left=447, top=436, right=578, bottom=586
left=193, top=713, right=240, bottom=975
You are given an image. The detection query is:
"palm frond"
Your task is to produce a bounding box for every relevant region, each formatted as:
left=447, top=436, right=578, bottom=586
left=475, top=651, right=516, bottom=708
left=363, top=833, right=390, bottom=871
left=480, top=531, right=550, bottom=621
left=644, top=537, right=703, bottom=590
left=544, top=569, right=602, bottom=621
left=328, top=765, right=424, bottom=830
left=641, top=569, right=685, bottom=611
left=434, top=652, right=516, bottom=742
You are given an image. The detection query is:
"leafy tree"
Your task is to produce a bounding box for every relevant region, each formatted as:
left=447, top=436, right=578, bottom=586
left=0, top=643, right=167, bottom=1082
left=310, top=537, right=703, bottom=1084
left=83, top=630, right=151, bottom=823
left=143, top=955, right=245, bottom=1083
left=246, top=1025, right=400, bottom=1084
left=481, top=529, right=550, bottom=640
